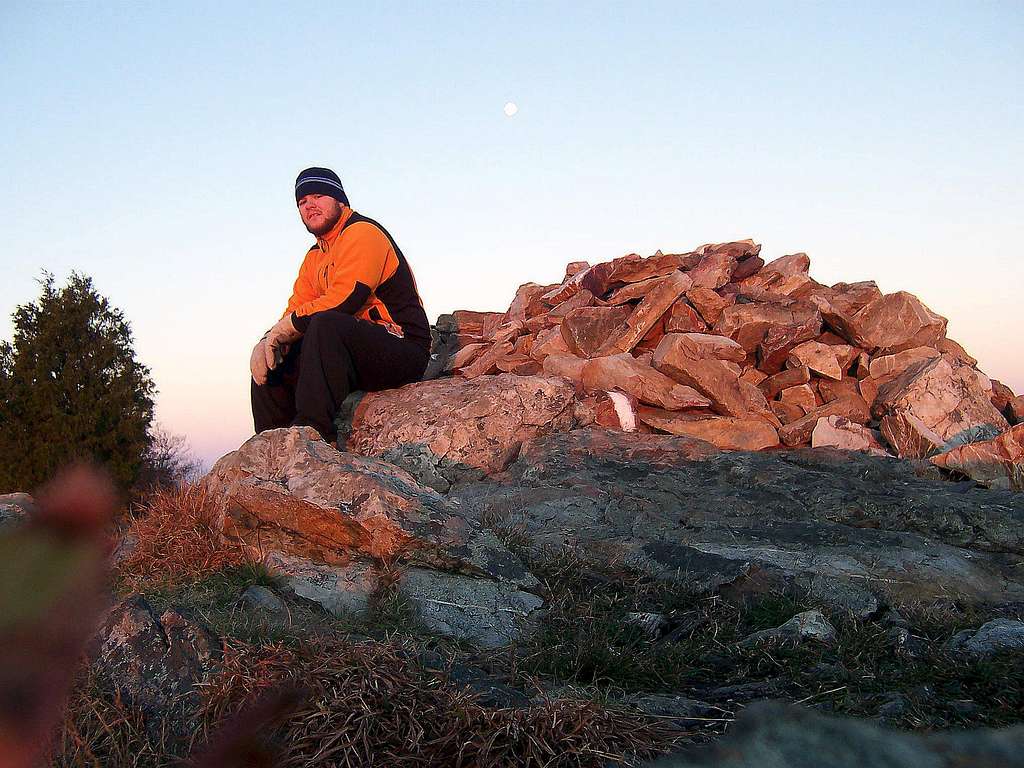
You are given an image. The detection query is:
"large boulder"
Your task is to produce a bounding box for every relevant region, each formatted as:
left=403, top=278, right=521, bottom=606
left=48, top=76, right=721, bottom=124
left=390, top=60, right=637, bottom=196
left=340, top=374, right=576, bottom=482
left=202, top=427, right=541, bottom=647
left=873, top=356, right=1008, bottom=455
left=95, top=595, right=222, bottom=732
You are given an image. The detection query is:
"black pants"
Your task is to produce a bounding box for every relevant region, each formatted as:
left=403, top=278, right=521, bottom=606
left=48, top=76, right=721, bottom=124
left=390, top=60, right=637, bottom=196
left=251, top=311, right=429, bottom=443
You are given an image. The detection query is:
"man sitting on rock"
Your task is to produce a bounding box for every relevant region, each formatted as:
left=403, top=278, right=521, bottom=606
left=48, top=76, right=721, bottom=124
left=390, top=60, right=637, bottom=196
left=250, top=167, right=431, bottom=445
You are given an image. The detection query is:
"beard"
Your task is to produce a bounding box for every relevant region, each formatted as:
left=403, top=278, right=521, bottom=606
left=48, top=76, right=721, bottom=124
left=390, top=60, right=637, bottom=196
left=302, top=199, right=345, bottom=236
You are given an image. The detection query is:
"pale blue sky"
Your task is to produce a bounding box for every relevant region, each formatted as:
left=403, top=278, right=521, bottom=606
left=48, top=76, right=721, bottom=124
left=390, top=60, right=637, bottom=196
left=2, top=1, right=1022, bottom=466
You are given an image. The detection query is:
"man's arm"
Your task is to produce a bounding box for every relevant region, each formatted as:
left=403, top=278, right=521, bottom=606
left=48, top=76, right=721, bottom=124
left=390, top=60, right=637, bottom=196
left=288, top=222, right=395, bottom=330
left=281, top=248, right=320, bottom=319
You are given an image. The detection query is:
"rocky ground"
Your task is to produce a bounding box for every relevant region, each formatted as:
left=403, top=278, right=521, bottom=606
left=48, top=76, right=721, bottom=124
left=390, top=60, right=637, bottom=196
left=5, top=421, right=1022, bottom=766
left=3, top=243, right=1024, bottom=766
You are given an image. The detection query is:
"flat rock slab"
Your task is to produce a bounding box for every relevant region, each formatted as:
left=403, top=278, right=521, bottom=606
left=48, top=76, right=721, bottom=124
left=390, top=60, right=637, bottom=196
left=341, top=373, right=576, bottom=480
left=450, top=429, right=1024, bottom=607
left=399, top=567, right=545, bottom=649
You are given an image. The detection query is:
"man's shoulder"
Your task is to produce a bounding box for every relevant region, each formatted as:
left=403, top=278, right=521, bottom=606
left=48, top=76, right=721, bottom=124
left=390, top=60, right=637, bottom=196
left=341, top=211, right=397, bottom=247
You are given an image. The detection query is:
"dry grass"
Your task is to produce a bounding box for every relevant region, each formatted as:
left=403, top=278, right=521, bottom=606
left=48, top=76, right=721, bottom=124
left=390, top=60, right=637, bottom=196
left=191, top=637, right=687, bottom=768
left=116, top=482, right=246, bottom=591
left=53, top=684, right=171, bottom=767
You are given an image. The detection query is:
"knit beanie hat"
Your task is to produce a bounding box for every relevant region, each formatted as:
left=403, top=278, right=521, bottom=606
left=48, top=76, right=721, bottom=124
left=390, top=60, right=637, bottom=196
left=295, top=167, right=349, bottom=206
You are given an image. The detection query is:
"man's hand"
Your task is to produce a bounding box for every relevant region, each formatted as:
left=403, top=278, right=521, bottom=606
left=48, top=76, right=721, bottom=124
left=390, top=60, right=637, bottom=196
left=250, top=335, right=270, bottom=386
left=264, top=314, right=303, bottom=370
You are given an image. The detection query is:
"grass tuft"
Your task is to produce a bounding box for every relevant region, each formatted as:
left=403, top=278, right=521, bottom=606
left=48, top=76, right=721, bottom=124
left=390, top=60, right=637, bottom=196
left=116, top=482, right=246, bottom=592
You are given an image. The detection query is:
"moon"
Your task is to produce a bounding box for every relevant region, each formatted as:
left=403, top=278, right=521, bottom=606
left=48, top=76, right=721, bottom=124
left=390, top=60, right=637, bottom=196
left=503, top=101, right=518, bottom=117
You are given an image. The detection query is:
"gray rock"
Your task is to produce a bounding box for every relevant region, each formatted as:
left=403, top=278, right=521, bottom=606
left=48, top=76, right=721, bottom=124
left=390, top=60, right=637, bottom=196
left=376, top=442, right=452, bottom=494
left=808, top=662, right=850, bottom=681
left=706, top=679, right=785, bottom=703
left=398, top=567, right=544, bottom=648
left=885, top=627, right=927, bottom=658
left=625, top=611, right=668, bottom=640
left=947, top=619, right=1024, bottom=657
left=624, top=694, right=722, bottom=722
left=266, top=551, right=380, bottom=617
left=739, top=610, right=837, bottom=647
left=0, top=492, right=33, bottom=528
left=796, top=574, right=881, bottom=620
left=876, top=692, right=911, bottom=722
left=644, top=700, right=1024, bottom=767
left=941, top=424, right=1004, bottom=453
left=95, top=595, right=221, bottom=735
left=239, top=584, right=287, bottom=614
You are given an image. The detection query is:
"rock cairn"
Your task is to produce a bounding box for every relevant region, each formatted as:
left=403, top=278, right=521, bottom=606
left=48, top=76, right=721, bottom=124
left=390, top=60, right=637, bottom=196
left=436, top=240, right=1023, bottom=486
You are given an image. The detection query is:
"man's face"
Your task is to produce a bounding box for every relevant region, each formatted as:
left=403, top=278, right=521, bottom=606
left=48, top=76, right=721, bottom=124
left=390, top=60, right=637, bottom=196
left=298, top=194, right=345, bottom=237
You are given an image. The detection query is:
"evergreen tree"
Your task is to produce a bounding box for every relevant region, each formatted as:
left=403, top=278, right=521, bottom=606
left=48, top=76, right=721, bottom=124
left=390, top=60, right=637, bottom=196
left=0, top=272, right=156, bottom=492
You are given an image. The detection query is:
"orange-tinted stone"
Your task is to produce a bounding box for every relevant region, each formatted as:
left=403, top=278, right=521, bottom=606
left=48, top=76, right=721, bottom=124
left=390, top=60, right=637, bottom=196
left=637, top=409, right=780, bottom=451
left=770, top=400, right=805, bottom=425
left=757, top=315, right=822, bottom=374
left=564, top=261, right=590, bottom=279
left=879, top=411, right=944, bottom=459
left=850, top=292, right=948, bottom=354
left=740, top=367, right=768, bottom=386
left=778, top=393, right=871, bottom=447
left=990, top=379, right=1016, bottom=412
left=452, top=310, right=505, bottom=341
left=665, top=300, right=709, bottom=333
left=698, top=239, right=761, bottom=260
left=811, top=415, right=888, bottom=456
left=716, top=302, right=819, bottom=354
left=666, top=332, right=747, bottom=363
left=873, top=357, right=1008, bottom=442
left=460, top=341, right=514, bottom=379
left=596, top=270, right=692, bottom=356
left=1009, top=395, right=1024, bottom=426
left=605, top=276, right=669, bottom=305
left=560, top=305, right=632, bottom=358
left=686, top=288, right=733, bottom=326
left=732, top=256, right=765, bottom=280
left=930, top=424, right=1024, bottom=488
left=652, top=335, right=750, bottom=417
left=759, top=366, right=812, bottom=399
left=541, top=354, right=587, bottom=386
left=817, top=377, right=861, bottom=404
left=688, top=251, right=738, bottom=290
left=530, top=326, right=571, bottom=361
left=868, top=346, right=941, bottom=382
left=582, top=353, right=711, bottom=411
left=934, top=337, right=978, bottom=367
left=779, top=384, right=817, bottom=414
left=787, top=341, right=842, bottom=380
left=449, top=342, right=487, bottom=372
left=605, top=251, right=695, bottom=288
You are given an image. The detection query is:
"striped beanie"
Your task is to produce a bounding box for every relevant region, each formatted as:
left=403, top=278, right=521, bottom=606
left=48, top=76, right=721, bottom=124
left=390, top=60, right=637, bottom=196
left=295, top=167, right=349, bottom=206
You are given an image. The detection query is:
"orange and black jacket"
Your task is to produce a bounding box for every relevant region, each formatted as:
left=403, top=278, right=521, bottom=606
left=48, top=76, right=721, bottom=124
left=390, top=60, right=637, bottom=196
left=282, top=207, right=431, bottom=351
